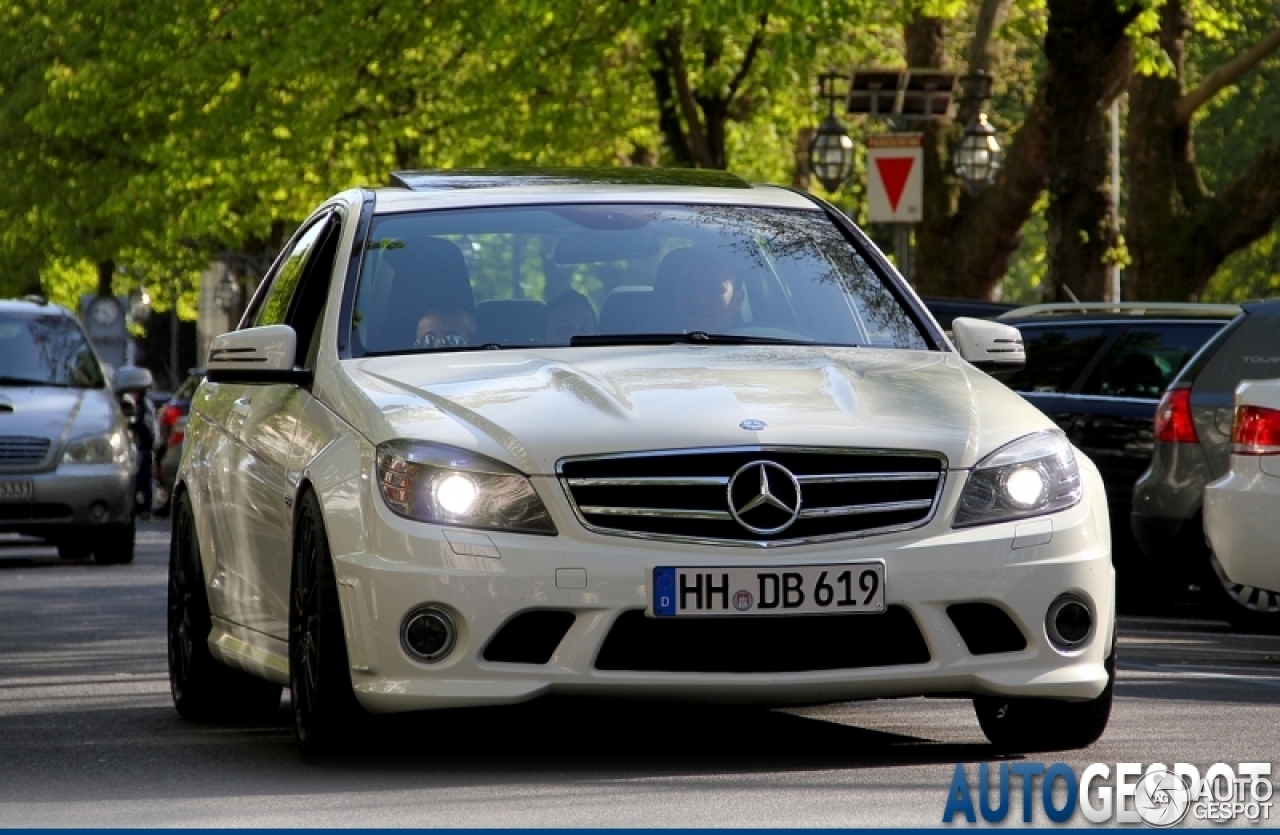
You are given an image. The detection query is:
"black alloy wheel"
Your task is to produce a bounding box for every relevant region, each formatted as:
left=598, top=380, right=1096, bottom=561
left=290, top=490, right=365, bottom=756
left=973, top=638, right=1115, bottom=752
left=168, top=493, right=282, bottom=720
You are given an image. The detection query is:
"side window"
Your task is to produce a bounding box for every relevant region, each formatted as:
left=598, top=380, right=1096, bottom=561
left=1081, top=323, right=1225, bottom=399
left=1000, top=326, right=1111, bottom=394
left=251, top=219, right=330, bottom=329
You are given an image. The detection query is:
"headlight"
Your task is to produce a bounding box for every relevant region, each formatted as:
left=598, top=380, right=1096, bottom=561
left=375, top=441, right=556, bottom=535
left=954, top=430, right=1082, bottom=527
left=62, top=427, right=132, bottom=466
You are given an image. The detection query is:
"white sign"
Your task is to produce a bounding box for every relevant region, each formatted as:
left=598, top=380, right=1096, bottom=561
left=867, top=133, right=924, bottom=223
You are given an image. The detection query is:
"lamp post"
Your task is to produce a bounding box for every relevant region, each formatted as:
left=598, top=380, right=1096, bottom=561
left=808, top=72, right=854, bottom=193
left=954, top=71, right=1005, bottom=191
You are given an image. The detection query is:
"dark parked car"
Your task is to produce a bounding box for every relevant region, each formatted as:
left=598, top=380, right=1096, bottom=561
left=996, top=302, right=1239, bottom=571
left=922, top=296, right=1018, bottom=331
left=1132, top=300, right=1280, bottom=632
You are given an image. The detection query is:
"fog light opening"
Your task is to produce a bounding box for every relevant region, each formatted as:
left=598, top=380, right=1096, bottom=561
left=1045, top=594, right=1093, bottom=651
left=88, top=502, right=110, bottom=523
left=400, top=606, right=456, bottom=663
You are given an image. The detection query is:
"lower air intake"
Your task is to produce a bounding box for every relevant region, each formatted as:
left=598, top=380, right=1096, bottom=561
left=483, top=611, right=577, bottom=664
left=595, top=606, right=930, bottom=673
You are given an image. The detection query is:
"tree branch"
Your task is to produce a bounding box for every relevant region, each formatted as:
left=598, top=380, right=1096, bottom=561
left=659, top=27, right=713, bottom=167
left=1188, top=137, right=1280, bottom=292
left=1177, top=25, right=1280, bottom=123
left=726, top=13, right=768, bottom=104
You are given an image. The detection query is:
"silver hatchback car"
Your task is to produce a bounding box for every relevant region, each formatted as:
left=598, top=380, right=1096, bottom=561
left=0, top=298, right=136, bottom=563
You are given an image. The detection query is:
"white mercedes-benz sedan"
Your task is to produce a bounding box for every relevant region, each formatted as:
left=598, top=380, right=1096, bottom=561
left=168, top=168, right=1114, bottom=755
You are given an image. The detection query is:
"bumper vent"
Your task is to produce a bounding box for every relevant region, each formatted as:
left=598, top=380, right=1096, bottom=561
left=595, top=607, right=930, bottom=673
left=0, top=436, right=51, bottom=469
left=483, top=611, right=576, bottom=664
left=947, top=603, right=1027, bottom=655
left=560, top=447, right=944, bottom=545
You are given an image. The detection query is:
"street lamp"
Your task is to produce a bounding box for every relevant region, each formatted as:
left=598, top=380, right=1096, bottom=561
left=128, top=288, right=152, bottom=323
left=808, top=72, right=854, bottom=193
left=954, top=71, right=1005, bottom=190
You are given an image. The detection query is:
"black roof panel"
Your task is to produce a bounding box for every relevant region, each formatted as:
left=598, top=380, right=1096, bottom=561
left=388, top=167, right=753, bottom=192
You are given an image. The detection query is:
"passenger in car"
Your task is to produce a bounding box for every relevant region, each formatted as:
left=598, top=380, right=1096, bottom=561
left=415, top=306, right=476, bottom=349
left=544, top=288, right=598, bottom=344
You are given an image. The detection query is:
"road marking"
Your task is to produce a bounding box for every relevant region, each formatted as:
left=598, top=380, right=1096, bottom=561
left=1120, top=661, right=1280, bottom=689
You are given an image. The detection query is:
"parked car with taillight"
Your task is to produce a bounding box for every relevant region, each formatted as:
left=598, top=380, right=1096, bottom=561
left=1202, top=379, right=1280, bottom=632
left=1132, top=300, right=1280, bottom=631
left=153, top=369, right=203, bottom=516
left=993, top=303, right=1237, bottom=573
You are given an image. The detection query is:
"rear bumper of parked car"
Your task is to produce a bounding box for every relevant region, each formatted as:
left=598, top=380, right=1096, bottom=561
left=0, top=464, right=133, bottom=537
left=1205, top=461, right=1280, bottom=594
left=332, top=478, right=1115, bottom=715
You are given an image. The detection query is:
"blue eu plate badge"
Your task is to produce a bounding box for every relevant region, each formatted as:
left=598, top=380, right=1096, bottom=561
left=653, top=567, right=677, bottom=616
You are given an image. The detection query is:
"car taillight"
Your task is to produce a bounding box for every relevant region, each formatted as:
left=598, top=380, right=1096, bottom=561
left=1232, top=405, right=1280, bottom=455
left=169, top=417, right=188, bottom=447
left=1154, top=388, right=1199, bottom=444
left=161, top=404, right=183, bottom=429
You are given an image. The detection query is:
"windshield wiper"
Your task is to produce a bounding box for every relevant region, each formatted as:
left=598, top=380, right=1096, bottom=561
left=361, top=343, right=506, bottom=358
left=0, top=375, right=65, bottom=387
left=570, top=331, right=813, bottom=347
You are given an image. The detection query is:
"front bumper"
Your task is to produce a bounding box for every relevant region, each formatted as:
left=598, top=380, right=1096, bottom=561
left=1205, top=460, right=1280, bottom=593
left=0, top=464, right=133, bottom=536
left=330, top=472, right=1115, bottom=715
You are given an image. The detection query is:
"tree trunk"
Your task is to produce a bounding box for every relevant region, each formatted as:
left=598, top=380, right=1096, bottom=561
left=1127, top=0, right=1280, bottom=300
left=904, top=15, right=961, bottom=296
left=1042, top=0, right=1134, bottom=302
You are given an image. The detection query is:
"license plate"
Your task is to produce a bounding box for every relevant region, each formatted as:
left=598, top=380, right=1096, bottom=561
left=0, top=480, right=33, bottom=502
left=651, top=562, right=885, bottom=617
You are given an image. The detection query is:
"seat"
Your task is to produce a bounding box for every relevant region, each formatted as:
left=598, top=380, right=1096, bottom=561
left=598, top=286, right=656, bottom=334
left=370, top=238, right=476, bottom=352
left=476, top=299, right=546, bottom=345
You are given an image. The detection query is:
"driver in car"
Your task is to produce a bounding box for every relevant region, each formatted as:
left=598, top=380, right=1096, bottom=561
left=675, top=254, right=745, bottom=333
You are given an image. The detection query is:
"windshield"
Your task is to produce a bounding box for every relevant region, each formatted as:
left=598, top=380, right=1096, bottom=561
left=348, top=204, right=928, bottom=356
left=0, top=312, right=106, bottom=388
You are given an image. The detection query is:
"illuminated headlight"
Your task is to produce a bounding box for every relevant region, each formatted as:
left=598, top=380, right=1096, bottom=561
left=62, top=427, right=133, bottom=466
left=954, top=431, right=1082, bottom=527
left=375, top=441, right=556, bottom=535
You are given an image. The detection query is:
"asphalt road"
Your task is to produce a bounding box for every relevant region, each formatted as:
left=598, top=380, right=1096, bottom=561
left=0, top=521, right=1277, bottom=827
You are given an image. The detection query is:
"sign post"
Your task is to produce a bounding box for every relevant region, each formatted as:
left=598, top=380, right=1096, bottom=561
left=866, top=133, right=924, bottom=281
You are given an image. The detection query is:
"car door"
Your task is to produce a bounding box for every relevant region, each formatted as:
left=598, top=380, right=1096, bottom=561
left=999, top=323, right=1115, bottom=441
left=1073, top=321, right=1228, bottom=509
left=219, top=213, right=341, bottom=638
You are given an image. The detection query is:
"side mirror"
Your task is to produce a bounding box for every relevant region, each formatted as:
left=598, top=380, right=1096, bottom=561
left=206, top=325, right=313, bottom=386
left=952, top=317, right=1026, bottom=372
left=114, top=365, right=154, bottom=392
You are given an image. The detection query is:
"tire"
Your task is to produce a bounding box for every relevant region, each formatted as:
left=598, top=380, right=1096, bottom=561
left=290, top=490, right=366, bottom=756
left=57, top=537, right=92, bottom=561
left=973, top=641, right=1115, bottom=752
left=167, top=494, right=283, bottom=721
left=92, top=523, right=136, bottom=565
left=1206, top=550, right=1280, bottom=635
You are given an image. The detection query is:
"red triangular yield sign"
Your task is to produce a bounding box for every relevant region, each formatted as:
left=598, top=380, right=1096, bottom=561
left=875, top=156, right=916, bottom=213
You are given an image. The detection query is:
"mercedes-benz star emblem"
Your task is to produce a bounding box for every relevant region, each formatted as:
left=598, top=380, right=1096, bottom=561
left=739, top=419, right=767, bottom=431
left=727, top=460, right=802, bottom=535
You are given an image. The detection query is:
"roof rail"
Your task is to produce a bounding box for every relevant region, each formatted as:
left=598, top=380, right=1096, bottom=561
left=388, top=167, right=752, bottom=192
left=998, top=301, right=1241, bottom=320
left=20, top=294, right=47, bottom=305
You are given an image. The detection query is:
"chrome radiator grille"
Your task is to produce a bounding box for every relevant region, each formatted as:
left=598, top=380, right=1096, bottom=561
left=559, top=447, right=945, bottom=546
left=0, top=436, right=51, bottom=468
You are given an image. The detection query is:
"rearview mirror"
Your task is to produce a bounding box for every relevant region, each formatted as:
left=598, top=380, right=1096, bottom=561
left=951, top=317, right=1025, bottom=372
left=206, top=325, right=313, bottom=385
